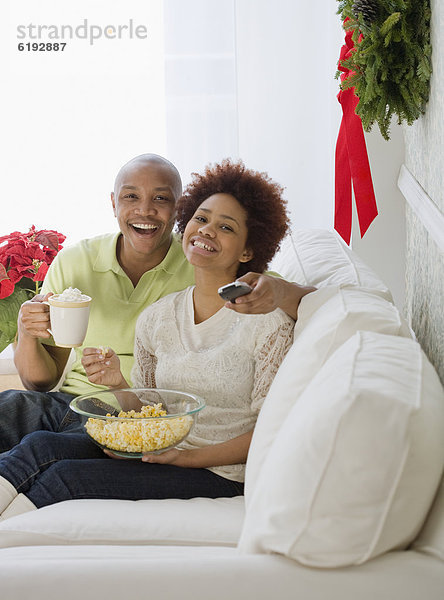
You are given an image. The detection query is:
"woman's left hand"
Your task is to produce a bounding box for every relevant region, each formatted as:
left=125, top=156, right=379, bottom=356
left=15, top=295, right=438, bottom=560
left=103, top=449, right=131, bottom=460
left=142, top=448, right=184, bottom=465
left=107, top=431, right=253, bottom=469
left=103, top=448, right=185, bottom=465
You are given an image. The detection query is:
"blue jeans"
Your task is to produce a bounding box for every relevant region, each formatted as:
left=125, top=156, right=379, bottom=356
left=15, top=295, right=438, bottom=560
left=0, top=431, right=244, bottom=508
left=0, top=388, right=80, bottom=453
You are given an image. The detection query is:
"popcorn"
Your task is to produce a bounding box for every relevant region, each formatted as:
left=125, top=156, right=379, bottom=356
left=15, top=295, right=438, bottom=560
left=85, top=403, right=193, bottom=453
left=57, top=287, right=90, bottom=302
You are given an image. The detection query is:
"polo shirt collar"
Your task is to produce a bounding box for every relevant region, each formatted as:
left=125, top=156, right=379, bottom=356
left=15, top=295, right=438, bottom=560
left=93, top=232, right=183, bottom=276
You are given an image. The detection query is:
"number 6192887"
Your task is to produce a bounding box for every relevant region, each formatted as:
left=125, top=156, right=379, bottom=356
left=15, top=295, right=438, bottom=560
left=18, top=42, right=67, bottom=51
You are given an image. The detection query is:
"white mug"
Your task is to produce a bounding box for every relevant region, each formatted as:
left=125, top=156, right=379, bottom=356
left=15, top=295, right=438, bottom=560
left=47, top=294, right=92, bottom=348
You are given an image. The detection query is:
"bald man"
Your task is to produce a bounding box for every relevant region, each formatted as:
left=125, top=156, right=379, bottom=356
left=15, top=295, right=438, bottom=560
left=2, top=154, right=313, bottom=452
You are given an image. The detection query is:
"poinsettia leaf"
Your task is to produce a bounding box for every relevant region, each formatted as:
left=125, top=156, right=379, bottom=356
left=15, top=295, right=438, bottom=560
left=0, top=287, right=31, bottom=353
left=0, top=279, right=15, bottom=299
left=0, top=323, right=17, bottom=353
left=33, top=262, right=48, bottom=281
left=0, top=233, right=17, bottom=244
left=34, top=231, right=59, bottom=252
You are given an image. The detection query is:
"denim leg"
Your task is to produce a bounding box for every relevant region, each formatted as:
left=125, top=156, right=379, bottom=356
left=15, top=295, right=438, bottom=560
left=0, top=431, right=104, bottom=497
left=26, top=459, right=244, bottom=508
left=0, top=428, right=244, bottom=508
left=0, top=389, right=79, bottom=452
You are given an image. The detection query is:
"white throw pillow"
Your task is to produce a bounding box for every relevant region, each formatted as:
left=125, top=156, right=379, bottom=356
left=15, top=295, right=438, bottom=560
left=245, top=285, right=412, bottom=502
left=239, top=332, right=444, bottom=567
left=270, top=229, right=392, bottom=300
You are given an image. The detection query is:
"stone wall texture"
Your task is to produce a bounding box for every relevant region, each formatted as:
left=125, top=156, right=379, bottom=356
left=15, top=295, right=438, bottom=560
left=403, top=0, right=444, bottom=384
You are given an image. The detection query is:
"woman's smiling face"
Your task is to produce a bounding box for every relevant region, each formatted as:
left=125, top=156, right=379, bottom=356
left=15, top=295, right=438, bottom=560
left=182, top=193, right=253, bottom=278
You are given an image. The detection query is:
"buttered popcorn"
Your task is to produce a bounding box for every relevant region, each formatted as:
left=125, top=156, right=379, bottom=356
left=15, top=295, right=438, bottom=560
left=85, top=403, right=193, bottom=453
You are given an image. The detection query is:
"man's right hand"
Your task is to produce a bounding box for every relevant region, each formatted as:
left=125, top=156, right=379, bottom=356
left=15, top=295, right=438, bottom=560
left=17, top=292, right=53, bottom=340
left=14, top=291, right=71, bottom=391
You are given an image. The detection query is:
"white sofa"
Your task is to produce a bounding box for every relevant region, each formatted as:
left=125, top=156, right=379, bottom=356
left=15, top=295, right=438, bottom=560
left=1, top=229, right=443, bottom=600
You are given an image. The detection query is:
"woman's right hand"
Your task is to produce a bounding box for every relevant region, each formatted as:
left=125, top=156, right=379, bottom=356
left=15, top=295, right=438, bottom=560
left=17, top=292, right=53, bottom=340
left=81, top=347, right=127, bottom=388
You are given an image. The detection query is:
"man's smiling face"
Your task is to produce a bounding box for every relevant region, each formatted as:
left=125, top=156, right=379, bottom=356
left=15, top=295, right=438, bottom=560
left=111, top=157, right=181, bottom=268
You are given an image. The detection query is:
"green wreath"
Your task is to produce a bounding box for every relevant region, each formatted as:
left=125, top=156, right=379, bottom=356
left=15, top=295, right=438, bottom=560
left=336, top=0, right=432, bottom=140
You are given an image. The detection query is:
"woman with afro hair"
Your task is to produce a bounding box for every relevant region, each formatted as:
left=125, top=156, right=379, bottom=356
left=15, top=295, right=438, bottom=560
left=176, top=158, right=289, bottom=279
left=104, top=159, right=296, bottom=489
left=0, top=160, right=303, bottom=512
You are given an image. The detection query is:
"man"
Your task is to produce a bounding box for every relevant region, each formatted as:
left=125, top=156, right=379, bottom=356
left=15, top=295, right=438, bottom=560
left=1, top=154, right=313, bottom=453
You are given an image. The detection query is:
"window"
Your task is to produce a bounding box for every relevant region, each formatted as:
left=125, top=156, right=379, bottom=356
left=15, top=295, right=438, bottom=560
left=1, top=0, right=166, bottom=245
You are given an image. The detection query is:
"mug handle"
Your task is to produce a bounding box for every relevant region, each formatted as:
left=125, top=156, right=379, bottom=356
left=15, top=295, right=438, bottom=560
left=42, top=301, right=53, bottom=336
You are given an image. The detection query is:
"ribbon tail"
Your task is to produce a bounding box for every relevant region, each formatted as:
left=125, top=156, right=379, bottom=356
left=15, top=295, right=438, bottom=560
left=335, top=114, right=353, bottom=245
left=341, top=89, right=378, bottom=240
left=349, top=135, right=378, bottom=238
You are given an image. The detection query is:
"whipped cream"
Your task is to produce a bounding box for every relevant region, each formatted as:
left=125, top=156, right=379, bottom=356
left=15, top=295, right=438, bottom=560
left=57, top=287, right=90, bottom=302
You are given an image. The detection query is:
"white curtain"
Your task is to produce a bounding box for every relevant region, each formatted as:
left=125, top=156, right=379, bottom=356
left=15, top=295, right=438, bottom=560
left=2, top=1, right=358, bottom=238
left=163, top=0, right=344, bottom=229
left=1, top=0, right=166, bottom=246
left=2, top=0, right=344, bottom=242
left=163, top=0, right=239, bottom=187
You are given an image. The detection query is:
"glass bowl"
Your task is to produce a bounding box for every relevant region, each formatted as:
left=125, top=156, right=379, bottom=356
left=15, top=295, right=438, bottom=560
left=70, top=388, right=205, bottom=458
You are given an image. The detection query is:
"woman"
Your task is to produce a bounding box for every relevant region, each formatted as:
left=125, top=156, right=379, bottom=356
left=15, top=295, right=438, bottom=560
left=0, top=159, right=294, bottom=518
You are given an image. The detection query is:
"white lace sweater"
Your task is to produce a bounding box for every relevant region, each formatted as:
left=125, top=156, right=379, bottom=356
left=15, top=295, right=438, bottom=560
left=131, top=286, right=294, bottom=482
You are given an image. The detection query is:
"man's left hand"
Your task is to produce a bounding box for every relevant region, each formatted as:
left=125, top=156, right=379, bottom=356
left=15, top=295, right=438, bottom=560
left=224, top=273, right=282, bottom=315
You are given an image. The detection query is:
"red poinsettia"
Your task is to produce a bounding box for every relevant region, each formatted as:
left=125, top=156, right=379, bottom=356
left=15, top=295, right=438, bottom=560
left=0, top=226, right=66, bottom=299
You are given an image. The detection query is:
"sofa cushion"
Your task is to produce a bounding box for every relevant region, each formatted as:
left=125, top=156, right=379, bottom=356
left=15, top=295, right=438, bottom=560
left=239, top=332, right=444, bottom=567
left=245, top=286, right=412, bottom=501
left=270, top=229, right=392, bottom=300
left=412, top=475, right=444, bottom=562
left=0, top=496, right=244, bottom=548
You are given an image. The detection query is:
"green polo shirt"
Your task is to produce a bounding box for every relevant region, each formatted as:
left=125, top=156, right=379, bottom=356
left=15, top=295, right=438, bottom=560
left=41, top=232, right=195, bottom=396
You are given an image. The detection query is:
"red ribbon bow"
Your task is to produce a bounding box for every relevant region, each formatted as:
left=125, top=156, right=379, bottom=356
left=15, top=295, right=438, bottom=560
left=335, top=22, right=377, bottom=245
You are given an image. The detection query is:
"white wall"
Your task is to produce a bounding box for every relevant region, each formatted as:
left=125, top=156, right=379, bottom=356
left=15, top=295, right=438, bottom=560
left=351, top=125, right=406, bottom=308
left=234, top=0, right=342, bottom=230
left=401, top=0, right=444, bottom=382
left=234, top=0, right=407, bottom=309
